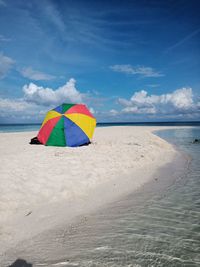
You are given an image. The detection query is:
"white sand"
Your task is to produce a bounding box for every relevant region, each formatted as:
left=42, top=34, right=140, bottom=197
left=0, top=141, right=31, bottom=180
left=0, top=126, right=183, bottom=259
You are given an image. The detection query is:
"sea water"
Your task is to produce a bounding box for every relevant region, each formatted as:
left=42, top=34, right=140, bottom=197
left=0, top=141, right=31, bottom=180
left=0, top=123, right=40, bottom=132
left=0, top=121, right=200, bottom=133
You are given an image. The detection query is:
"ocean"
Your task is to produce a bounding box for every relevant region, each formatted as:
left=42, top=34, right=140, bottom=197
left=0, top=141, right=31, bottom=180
left=0, top=121, right=200, bottom=133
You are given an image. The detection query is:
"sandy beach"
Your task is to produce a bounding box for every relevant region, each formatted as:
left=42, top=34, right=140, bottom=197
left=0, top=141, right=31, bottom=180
left=0, top=126, right=186, bottom=265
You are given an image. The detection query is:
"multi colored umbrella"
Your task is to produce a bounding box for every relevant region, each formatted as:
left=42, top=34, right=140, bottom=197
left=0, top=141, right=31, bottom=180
left=37, top=103, right=96, bottom=147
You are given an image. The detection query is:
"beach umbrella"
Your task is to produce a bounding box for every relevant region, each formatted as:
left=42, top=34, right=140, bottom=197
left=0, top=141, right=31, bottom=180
left=37, top=103, right=96, bottom=147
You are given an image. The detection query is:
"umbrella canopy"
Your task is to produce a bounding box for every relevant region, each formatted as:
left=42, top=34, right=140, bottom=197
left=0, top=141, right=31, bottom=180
left=37, top=103, right=96, bottom=147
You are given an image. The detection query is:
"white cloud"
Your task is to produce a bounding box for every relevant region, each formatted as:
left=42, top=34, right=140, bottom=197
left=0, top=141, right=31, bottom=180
left=20, top=67, right=55, bottom=81
left=0, top=98, right=29, bottom=112
left=0, top=52, right=15, bottom=79
left=110, top=64, right=164, bottom=77
left=164, top=88, right=193, bottom=109
left=0, top=78, right=96, bottom=122
left=23, top=78, right=83, bottom=105
left=129, top=88, right=193, bottom=109
left=118, top=98, right=132, bottom=107
left=118, top=87, right=199, bottom=115
left=0, top=97, right=43, bottom=121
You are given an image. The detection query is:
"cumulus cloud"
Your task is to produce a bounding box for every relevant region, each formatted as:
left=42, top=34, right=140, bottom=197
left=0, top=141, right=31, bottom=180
left=110, top=64, right=164, bottom=77
left=20, top=67, right=55, bottom=81
left=0, top=78, right=96, bottom=122
left=23, top=78, right=83, bottom=106
left=130, top=88, right=193, bottom=109
left=118, top=87, right=199, bottom=115
left=0, top=52, right=15, bottom=79
left=118, top=97, right=132, bottom=107
left=1, top=101, right=55, bottom=124
left=0, top=97, right=44, bottom=122
left=0, top=98, right=29, bottom=112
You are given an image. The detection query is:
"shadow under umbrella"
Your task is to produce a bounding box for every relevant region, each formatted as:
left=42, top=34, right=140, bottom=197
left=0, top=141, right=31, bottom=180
left=8, top=258, right=32, bottom=267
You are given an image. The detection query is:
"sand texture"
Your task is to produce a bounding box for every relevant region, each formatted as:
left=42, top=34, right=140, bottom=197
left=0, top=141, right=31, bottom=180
left=0, top=126, right=180, bottom=262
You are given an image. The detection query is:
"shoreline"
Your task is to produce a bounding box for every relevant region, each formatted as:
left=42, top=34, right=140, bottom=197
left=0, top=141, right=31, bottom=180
left=0, top=126, right=189, bottom=264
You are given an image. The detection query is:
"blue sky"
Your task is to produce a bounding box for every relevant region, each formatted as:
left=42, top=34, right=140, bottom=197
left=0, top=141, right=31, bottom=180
left=0, top=0, right=200, bottom=123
